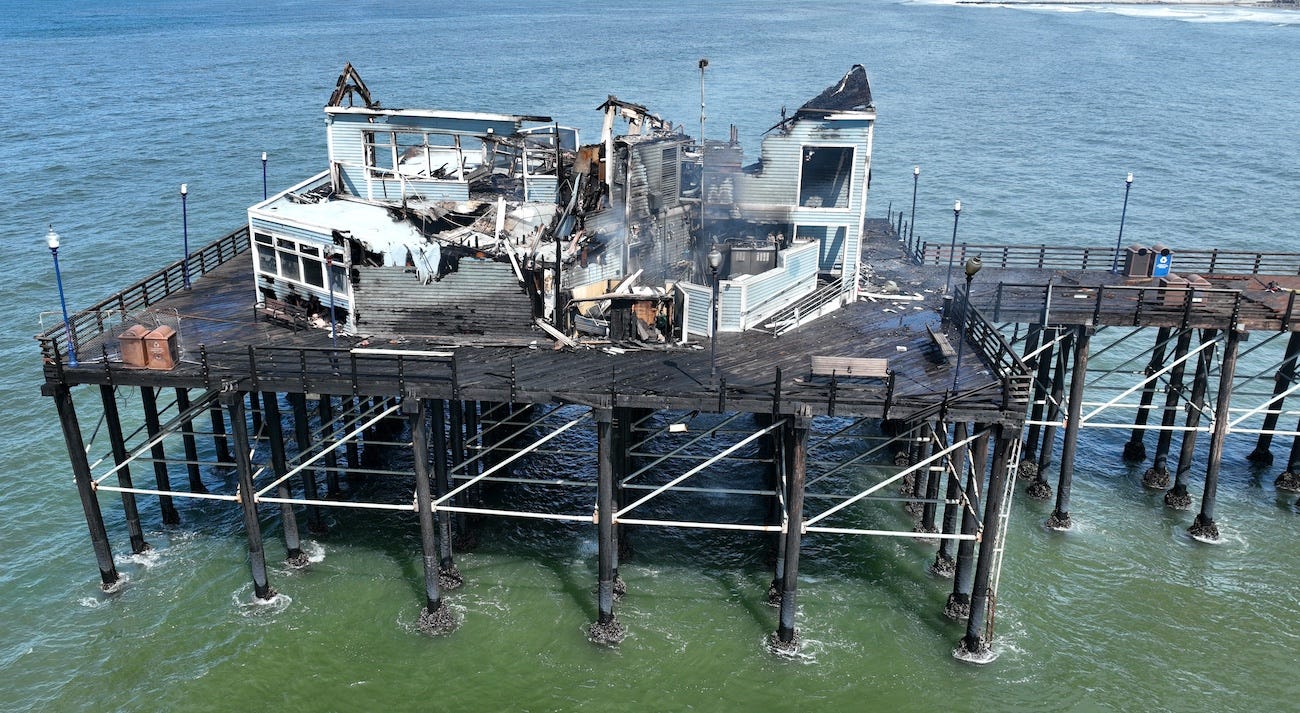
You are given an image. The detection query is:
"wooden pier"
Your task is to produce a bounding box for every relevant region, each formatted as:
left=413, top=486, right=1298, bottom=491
left=38, top=206, right=1300, bottom=662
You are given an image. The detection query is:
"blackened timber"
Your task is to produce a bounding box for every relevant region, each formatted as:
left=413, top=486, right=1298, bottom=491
left=1123, top=327, right=1171, bottom=462
left=175, top=388, right=208, bottom=493
left=1145, top=328, right=1194, bottom=489
left=956, top=424, right=1013, bottom=663
left=1190, top=328, right=1243, bottom=542
left=1167, top=330, right=1218, bottom=510
left=1028, top=333, right=1068, bottom=499
left=919, top=419, right=946, bottom=534
left=945, top=424, right=988, bottom=621
left=140, top=386, right=181, bottom=525
left=409, top=397, right=454, bottom=633
left=772, top=405, right=810, bottom=653
left=430, top=400, right=461, bottom=588
left=318, top=395, right=342, bottom=497
left=209, top=403, right=232, bottom=464
left=1020, top=325, right=1049, bottom=477
left=932, top=420, right=969, bottom=577
left=1250, top=331, right=1300, bottom=467
left=262, top=393, right=307, bottom=566
left=99, top=384, right=148, bottom=554
left=226, top=391, right=274, bottom=601
left=288, top=393, right=327, bottom=535
left=590, top=407, right=624, bottom=644
left=52, top=383, right=120, bottom=589
left=1048, top=325, right=1092, bottom=531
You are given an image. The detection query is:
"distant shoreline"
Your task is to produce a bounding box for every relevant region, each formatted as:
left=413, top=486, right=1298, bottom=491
left=956, top=1, right=1297, bottom=7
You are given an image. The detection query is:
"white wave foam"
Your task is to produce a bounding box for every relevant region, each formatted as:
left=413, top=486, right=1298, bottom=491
left=911, top=1, right=1300, bottom=26
left=231, top=585, right=292, bottom=616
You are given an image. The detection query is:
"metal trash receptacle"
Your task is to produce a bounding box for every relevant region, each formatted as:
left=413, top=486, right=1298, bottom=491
left=118, top=324, right=152, bottom=367
left=1151, top=244, right=1174, bottom=277
left=144, top=325, right=179, bottom=370
left=1123, top=245, right=1153, bottom=277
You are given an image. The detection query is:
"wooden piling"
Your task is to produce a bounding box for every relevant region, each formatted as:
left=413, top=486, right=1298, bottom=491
left=98, top=385, right=148, bottom=554
left=1028, top=332, right=1070, bottom=499
left=409, top=397, right=455, bottom=633
left=919, top=419, right=946, bottom=534
left=52, top=383, right=120, bottom=589
left=288, top=393, right=327, bottom=535
left=1123, top=327, right=1171, bottom=462
left=772, top=405, right=810, bottom=652
left=140, top=386, right=180, bottom=525
left=174, top=388, right=207, bottom=493
left=932, top=421, right=969, bottom=577
left=945, top=424, right=988, bottom=621
left=225, top=391, right=274, bottom=601
left=1190, top=327, right=1242, bottom=542
left=262, top=392, right=307, bottom=566
left=1253, top=331, right=1300, bottom=468
left=956, top=424, right=1012, bottom=662
left=1144, top=328, right=1194, bottom=489
left=590, top=407, right=625, bottom=644
left=430, top=400, right=461, bottom=589
left=1167, top=329, right=1218, bottom=510
left=1020, top=325, right=1049, bottom=478
left=1048, top=325, right=1092, bottom=531
left=209, top=403, right=232, bottom=465
left=318, top=395, right=342, bottom=497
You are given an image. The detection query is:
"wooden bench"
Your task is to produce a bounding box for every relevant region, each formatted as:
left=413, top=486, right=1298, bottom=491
left=926, top=323, right=958, bottom=362
left=810, top=355, right=890, bottom=379
left=259, top=298, right=311, bottom=330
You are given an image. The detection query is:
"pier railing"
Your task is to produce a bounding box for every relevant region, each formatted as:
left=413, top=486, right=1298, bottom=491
left=955, top=287, right=1033, bottom=411
left=913, top=241, right=1300, bottom=276
left=36, top=227, right=251, bottom=368
left=194, top=345, right=455, bottom=396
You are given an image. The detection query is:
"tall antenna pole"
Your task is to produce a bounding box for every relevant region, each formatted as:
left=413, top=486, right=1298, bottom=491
left=699, top=58, right=708, bottom=233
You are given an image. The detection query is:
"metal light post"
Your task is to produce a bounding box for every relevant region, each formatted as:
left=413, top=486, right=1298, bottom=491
left=326, top=254, right=338, bottom=348
left=1111, top=172, right=1134, bottom=273
left=262, top=152, right=268, bottom=200
left=909, top=165, right=920, bottom=252
left=952, top=256, right=983, bottom=392
left=180, top=183, right=190, bottom=289
left=47, top=225, right=77, bottom=366
left=708, top=245, right=723, bottom=380
left=945, top=200, right=962, bottom=294
left=699, top=58, right=708, bottom=233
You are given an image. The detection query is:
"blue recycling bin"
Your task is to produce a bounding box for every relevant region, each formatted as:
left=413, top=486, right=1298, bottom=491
left=1151, top=244, right=1173, bottom=278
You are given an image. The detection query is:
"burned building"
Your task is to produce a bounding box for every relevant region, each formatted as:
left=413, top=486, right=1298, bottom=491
left=248, top=64, right=874, bottom=346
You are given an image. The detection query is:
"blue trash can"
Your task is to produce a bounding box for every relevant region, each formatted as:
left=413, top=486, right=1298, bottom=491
left=1151, top=244, right=1173, bottom=278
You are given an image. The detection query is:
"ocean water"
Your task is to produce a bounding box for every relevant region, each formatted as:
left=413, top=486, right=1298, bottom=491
left=4, top=1, right=1300, bottom=710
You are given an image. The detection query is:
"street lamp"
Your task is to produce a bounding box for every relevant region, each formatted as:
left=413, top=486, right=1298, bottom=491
left=46, top=225, right=77, bottom=366
left=952, top=256, right=983, bottom=392
left=945, top=200, right=962, bottom=294
left=909, top=165, right=920, bottom=253
left=708, top=245, right=723, bottom=379
left=261, top=152, right=269, bottom=200
left=180, top=183, right=190, bottom=289
left=1111, top=172, right=1134, bottom=273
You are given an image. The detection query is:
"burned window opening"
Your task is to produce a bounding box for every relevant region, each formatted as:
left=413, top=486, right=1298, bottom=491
left=799, top=146, right=854, bottom=209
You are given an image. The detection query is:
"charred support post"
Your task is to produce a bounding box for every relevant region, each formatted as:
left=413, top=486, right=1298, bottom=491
left=209, top=403, right=232, bottom=465
left=342, top=395, right=361, bottom=471
left=1019, top=326, right=1048, bottom=479
left=1028, top=332, right=1070, bottom=499
left=318, top=395, right=342, bottom=497
left=955, top=425, right=1013, bottom=664
left=589, top=407, right=625, bottom=645
left=1277, top=420, right=1300, bottom=493
left=52, top=383, right=120, bottom=590
left=287, top=393, right=327, bottom=535
left=248, top=391, right=263, bottom=436
left=1123, top=327, right=1171, bottom=462
left=140, top=386, right=181, bottom=525
left=932, top=421, right=969, bottom=577
left=1167, top=330, right=1218, bottom=510
left=409, top=397, right=455, bottom=634
left=763, top=409, right=787, bottom=605
left=1190, top=327, right=1243, bottom=542
left=771, top=405, right=811, bottom=654
left=174, top=389, right=207, bottom=493
left=1145, top=328, right=1194, bottom=489
left=1261, top=332, right=1300, bottom=484
left=226, top=391, right=275, bottom=601
left=612, top=408, right=634, bottom=588
left=945, top=424, right=989, bottom=620
left=262, top=393, right=307, bottom=567
left=430, top=400, right=462, bottom=589
left=99, top=385, right=149, bottom=554
left=918, top=419, right=947, bottom=535
left=1048, top=324, right=1093, bottom=531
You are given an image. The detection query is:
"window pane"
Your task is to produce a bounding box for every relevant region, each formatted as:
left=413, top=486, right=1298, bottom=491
left=257, top=245, right=277, bottom=274
left=254, top=232, right=272, bottom=245
left=302, top=257, right=324, bottom=287
left=300, top=245, right=319, bottom=256
left=798, top=146, right=854, bottom=208
left=276, top=238, right=295, bottom=250
left=280, top=251, right=300, bottom=281
left=329, top=264, right=348, bottom=293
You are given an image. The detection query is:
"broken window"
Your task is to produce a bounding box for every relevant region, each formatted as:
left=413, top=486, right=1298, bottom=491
left=365, top=131, right=396, bottom=175
left=798, top=146, right=854, bottom=209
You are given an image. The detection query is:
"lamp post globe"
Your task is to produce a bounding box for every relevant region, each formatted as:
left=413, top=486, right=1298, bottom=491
left=47, top=225, right=77, bottom=366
